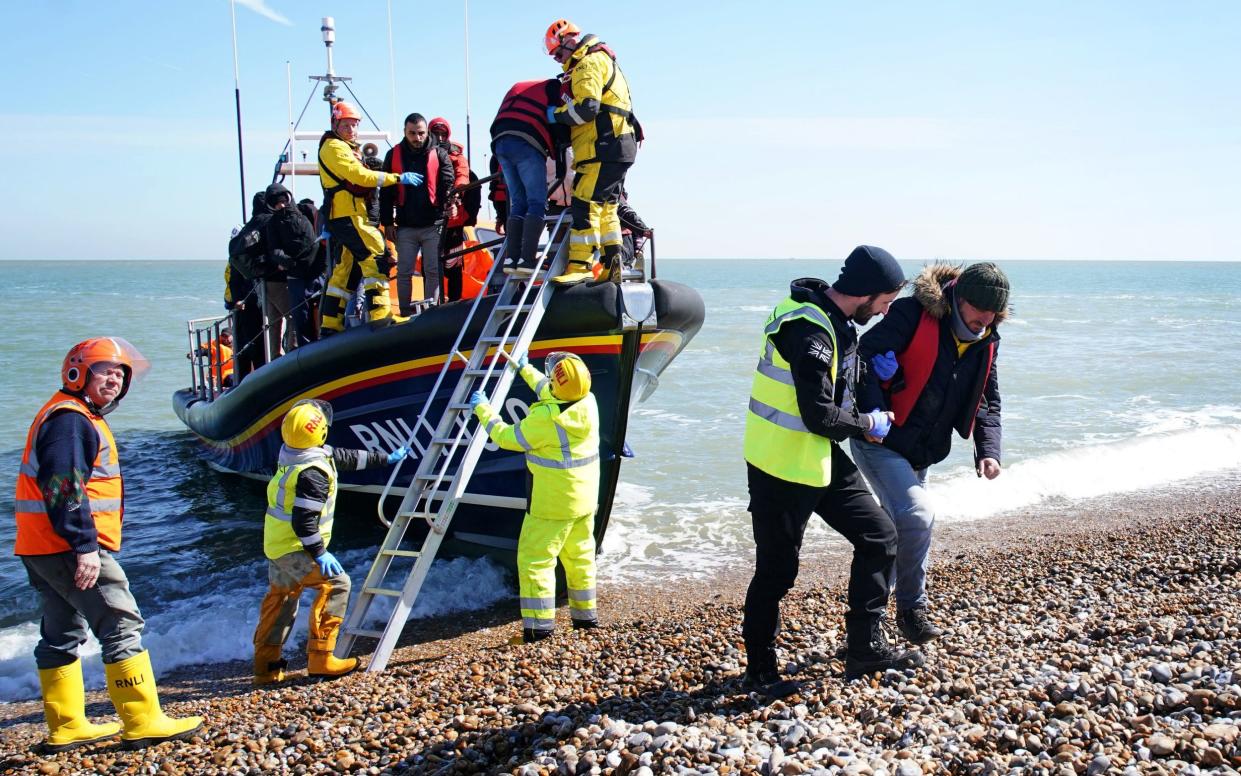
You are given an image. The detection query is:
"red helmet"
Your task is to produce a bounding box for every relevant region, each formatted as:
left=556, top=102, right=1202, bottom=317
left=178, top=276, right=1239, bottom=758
left=544, top=19, right=580, bottom=55
left=62, top=337, right=150, bottom=403
left=428, top=117, right=451, bottom=138
left=331, top=101, right=362, bottom=122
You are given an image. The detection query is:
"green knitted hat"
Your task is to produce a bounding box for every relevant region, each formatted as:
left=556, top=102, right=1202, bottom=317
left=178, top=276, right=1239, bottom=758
left=956, top=262, right=1009, bottom=312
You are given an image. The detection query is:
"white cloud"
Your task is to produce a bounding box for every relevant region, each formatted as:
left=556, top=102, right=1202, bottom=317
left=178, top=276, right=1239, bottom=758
left=235, top=0, right=292, bottom=26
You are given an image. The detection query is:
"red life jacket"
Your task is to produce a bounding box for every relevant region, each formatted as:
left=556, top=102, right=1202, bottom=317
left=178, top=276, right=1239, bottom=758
left=492, top=80, right=558, bottom=154
left=886, top=307, right=997, bottom=438
left=389, top=141, right=440, bottom=208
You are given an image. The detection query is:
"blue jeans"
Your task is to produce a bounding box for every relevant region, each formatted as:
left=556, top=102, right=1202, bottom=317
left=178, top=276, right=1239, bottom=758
left=495, top=136, right=547, bottom=225
left=849, top=438, right=933, bottom=609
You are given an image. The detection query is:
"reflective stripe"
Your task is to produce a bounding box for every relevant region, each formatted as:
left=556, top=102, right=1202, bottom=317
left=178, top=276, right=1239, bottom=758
left=299, top=532, right=323, bottom=546
left=265, top=507, right=290, bottom=522
left=747, top=397, right=809, bottom=433
left=526, top=452, right=599, bottom=469
left=87, top=498, right=122, bottom=512
left=14, top=499, right=47, bottom=513
left=513, top=425, right=534, bottom=451
left=523, top=617, right=556, bottom=630
left=755, top=357, right=795, bottom=385
left=20, top=461, right=38, bottom=478
left=293, top=497, right=326, bottom=510
left=484, top=417, right=502, bottom=435
left=92, top=463, right=122, bottom=478
left=556, top=424, right=572, bottom=462
left=520, top=596, right=556, bottom=611
left=765, top=305, right=833, bottom=336
left=569, top=232, right=596, bottom=245
left=359, top=276, right=387, bottom=291
left=567, top=588, right=595, bottom=602
left=325, top=284, right=351, bottom=300
left=565, top=102, right=587, bottom=126
left=570, top=609, right=597, bottom=621
left=534, top=378, right=551, bottom=396
left=599, top=229, right=622, bottom=245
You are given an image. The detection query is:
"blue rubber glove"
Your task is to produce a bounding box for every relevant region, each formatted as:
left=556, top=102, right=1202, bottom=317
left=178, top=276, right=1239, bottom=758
left=399, top=171, right=424, bottom=187
left=546, top=106, right=558, bottom=124
left=469, top=391, right=488, bottom=410
left=386, top=446, right=409, bottom=465
left=318, top=228, right=330, bottom=241
left=515, top=354, right=529, bottom=370
left=871, top=350, right=899, bottom=381
left=315, top=551, right=344, bottom=577
left=865, top=410, right=893, bottom=440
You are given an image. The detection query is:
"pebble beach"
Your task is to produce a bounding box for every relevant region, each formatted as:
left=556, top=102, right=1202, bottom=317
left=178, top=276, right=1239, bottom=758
left=2, top=481, right=1239, bottom=776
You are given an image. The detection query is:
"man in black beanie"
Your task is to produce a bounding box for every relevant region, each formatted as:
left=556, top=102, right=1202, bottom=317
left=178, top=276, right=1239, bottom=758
left=742, top=245, right=923, bottom=696
left=852, top=261, right=1009, bottom=646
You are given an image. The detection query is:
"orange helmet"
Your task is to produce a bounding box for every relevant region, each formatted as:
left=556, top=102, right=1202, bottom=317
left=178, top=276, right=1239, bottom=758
left=331, top=100, right=362, bottom=122
left=61, top=337, right=150, bottom=403
left=544, top=19, right=580, bottom=55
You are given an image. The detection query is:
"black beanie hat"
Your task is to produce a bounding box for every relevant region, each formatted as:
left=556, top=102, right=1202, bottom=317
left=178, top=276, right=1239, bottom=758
left=956, top=262, right=1010, bottom=312
left=833, top=245, right=907, bottom=296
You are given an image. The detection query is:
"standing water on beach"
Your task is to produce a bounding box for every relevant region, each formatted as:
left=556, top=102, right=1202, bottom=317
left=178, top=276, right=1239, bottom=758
left=1, top=258, right=1239, bottom=701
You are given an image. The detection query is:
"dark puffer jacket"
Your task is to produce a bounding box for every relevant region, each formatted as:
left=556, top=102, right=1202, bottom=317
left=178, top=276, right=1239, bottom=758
left=856, top=263, right=1004, bottom=470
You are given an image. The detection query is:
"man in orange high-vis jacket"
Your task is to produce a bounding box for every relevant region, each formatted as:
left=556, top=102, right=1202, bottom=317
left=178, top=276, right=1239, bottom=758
left=15, top=338, right=202, bottom=753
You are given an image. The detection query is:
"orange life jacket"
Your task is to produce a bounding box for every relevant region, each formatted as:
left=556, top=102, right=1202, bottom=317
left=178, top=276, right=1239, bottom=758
left=208, top=339, right=234, bottom=384
left=14, top=391, right=124, bottom=555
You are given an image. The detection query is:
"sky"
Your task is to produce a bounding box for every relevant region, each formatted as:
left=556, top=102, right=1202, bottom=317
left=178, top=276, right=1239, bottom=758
left=6, top=1, right=1240, bottom=261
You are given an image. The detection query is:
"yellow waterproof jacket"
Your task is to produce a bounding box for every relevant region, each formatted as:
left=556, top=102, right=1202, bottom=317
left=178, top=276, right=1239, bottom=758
left=553, top=35, right=637, bottom=166
left=318, top=133, right=399, bottom=220
left=474, top=365, right=600, bottom=520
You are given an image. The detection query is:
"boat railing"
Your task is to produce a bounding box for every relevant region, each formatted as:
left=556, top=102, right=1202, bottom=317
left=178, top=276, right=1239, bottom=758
left=185, top=315, right=233, bottom=402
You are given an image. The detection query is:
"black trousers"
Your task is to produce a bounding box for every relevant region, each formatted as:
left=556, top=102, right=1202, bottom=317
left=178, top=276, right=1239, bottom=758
left=742, top=447, right=897, bottom=673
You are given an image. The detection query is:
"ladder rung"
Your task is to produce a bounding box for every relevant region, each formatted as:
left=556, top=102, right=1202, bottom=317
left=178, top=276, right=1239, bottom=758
left=346, top=628, right=385, bottom=639
left=363, top=587, right=403, bottom=597
left=447, top=402, right=472, bottom=411
left=432, top=436, right=464, bottom=446
left=380, top=549, right=421, bottom=558
left=463, top=368, right=491, bottom=376
left=494, top=304, right=525, bottom=312
left=476, top=335, right=506, bottom=344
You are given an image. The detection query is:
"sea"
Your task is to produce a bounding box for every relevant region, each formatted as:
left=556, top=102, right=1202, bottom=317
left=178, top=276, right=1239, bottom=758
left=1, top=258, right=1240, bottom=702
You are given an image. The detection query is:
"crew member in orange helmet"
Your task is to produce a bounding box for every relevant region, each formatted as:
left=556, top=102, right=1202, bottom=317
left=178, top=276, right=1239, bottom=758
left=14, top=339, right=203, bottom=752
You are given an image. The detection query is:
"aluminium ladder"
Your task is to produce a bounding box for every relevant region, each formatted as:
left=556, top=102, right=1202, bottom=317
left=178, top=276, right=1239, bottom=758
left=337, top=209, right=573, bottom=673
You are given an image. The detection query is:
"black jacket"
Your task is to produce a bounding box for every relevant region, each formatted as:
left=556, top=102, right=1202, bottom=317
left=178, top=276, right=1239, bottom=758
left=264, top=192, right=320, bottom=281
left=770, top=278, right=872, bottom=443
left=857, top=264, right=1003, bottom=470
left=291, top=448, right=389, bottom=558
left=379, top=139, right=455, bottom=229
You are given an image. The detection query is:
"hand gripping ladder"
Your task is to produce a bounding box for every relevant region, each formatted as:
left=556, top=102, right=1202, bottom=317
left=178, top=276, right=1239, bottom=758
left=337, top=209, right=573, bottom=673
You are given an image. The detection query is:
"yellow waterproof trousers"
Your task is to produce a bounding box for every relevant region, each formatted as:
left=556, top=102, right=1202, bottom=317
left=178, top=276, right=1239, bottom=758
left=567, top=161, right=630, bottom=269
left=321, top=215, right=391, bottom=333
left=253, top=552, right=351, bottom=681
left=516, top=512, right=597, bottom=634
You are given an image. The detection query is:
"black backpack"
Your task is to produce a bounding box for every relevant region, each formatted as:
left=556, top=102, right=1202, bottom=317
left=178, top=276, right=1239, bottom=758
left=227, top=213, right=272, bottom=280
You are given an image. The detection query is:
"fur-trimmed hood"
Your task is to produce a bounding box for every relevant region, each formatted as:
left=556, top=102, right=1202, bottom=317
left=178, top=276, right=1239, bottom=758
left=912, top=263, right=1009, bottom=326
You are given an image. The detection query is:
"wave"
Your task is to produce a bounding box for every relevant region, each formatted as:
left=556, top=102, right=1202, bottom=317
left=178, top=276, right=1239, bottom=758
left=932, top=423, right=1241, bottom=521
left=0, top=552, right=510, bottom=702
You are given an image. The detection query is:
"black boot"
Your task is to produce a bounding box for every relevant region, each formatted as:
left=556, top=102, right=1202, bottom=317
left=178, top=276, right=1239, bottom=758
left=741, top=664, right=801, bottom=699
left=502, top=217, right=524, bottom=273
left=519, top=219, right=544, bottom=273
left=844, top=615, right=925, bottom=680
left=896, top=607, right=944, bottom=644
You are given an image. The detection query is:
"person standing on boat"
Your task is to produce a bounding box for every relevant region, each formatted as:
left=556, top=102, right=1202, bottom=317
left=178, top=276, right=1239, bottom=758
left=743, top=246, right=924, bottom=696
left=852, top=262, right=1008, bottom=646
left=489, top=78, right=568, bottom=276
left=253, top=400, right=409, bottom=684
left=471, top=352, right=600, bottom=644
left=318, top=100, right=419, bottom=334
left=264, top=184, right=320, bottom=349
left=14, top=338, right=203, bottom=751
left=429, top=117, right=473, bottom=301
left=379, top=113, right=455, bottom=311
left=226, top=192, right=273, bottom=378
left=545, top=19, right=642, bottom=285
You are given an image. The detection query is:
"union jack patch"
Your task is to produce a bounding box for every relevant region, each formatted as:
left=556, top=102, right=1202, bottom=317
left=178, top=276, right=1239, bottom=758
left=807, top=339, right=833, bottom=364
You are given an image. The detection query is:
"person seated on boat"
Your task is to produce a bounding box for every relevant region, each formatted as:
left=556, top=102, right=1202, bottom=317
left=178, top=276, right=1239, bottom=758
left=15, top=338, right=203, bottom=751
left=545, top=19, right=643, bottom=285
left=379, top=113, right=455, bottom=313
left=263, top=184, right=320, bottom=350
left=489, top=78, right=570, bottom=277
left=430, top=117, right=474, bottom=302
left=470, top=352, right=600, bottom=644
left=253, top=399, right=410, bottom=685
left=189, top=327, right=235, bottom=390
left=318, top=100, right=415, bottom=336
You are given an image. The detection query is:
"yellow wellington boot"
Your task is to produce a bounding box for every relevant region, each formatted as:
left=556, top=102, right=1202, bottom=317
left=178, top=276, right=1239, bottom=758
left=307, top=617, right=359, bottom=678
left=552, top=261, right=596, bottom=286
left=37, top=660, right=121, bottom=753
left=253, top=645, right=288, bottom=686
left=104, top=651, right=203, bottom=750
left=365, top=286, right=393, bottom=327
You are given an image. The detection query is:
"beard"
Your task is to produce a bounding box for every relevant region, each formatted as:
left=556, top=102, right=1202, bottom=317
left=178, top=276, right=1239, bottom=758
left=853, top=300, right=879, bottom=325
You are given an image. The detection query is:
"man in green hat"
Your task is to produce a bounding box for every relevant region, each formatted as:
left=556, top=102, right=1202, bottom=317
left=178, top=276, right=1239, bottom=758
left=852, top=262, right=1010, bottom=645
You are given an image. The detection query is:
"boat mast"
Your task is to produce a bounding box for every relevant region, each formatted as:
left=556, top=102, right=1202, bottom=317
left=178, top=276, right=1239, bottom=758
left=463, top=0, right=473, bottom=162
left=228, top=0, right=247, bottom=222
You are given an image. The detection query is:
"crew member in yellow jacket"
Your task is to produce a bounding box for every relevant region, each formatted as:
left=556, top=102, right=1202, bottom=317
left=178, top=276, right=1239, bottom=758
left=545, top=19, right=640, bottom=285
left=318, top=100, right=425, bottom=334
left=254, top=399, right=408, bottom=684
left=471, top=351, right=601, bottom=642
